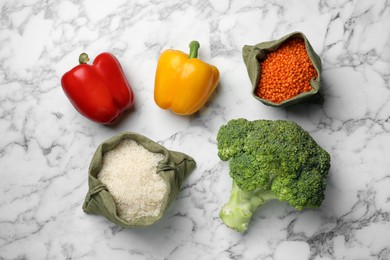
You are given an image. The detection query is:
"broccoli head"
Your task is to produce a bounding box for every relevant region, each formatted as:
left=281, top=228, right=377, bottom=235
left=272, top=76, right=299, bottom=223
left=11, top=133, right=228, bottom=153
left=217, top=118, right=330, bottom=232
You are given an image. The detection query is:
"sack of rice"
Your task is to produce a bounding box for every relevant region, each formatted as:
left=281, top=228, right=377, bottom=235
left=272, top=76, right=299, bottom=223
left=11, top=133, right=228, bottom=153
left=242, top=31, right=324, bottom=107
left=82, top=132, right=196, bottom=227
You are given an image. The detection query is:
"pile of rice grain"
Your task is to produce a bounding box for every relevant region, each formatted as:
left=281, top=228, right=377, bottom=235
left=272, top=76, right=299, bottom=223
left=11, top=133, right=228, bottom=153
left=97, top=139, right=166, bottom=221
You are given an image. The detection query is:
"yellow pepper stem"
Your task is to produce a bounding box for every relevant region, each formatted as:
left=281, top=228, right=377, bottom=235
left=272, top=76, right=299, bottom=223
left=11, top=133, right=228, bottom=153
left=189, top=41, right=200, bottom=59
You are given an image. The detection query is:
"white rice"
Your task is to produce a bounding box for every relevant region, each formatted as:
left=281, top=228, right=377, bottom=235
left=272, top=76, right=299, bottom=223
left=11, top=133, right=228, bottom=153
left=97, top=139, right=166, bottom=221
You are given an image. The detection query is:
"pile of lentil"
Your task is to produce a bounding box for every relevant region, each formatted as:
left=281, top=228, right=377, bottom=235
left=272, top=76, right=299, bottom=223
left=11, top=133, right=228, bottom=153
left=256, top=38, right=317, bottom=104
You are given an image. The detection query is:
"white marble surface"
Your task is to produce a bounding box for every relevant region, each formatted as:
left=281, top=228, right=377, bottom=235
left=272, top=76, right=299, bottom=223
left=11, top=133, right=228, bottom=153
left=1, top=0, right=390, bottom=259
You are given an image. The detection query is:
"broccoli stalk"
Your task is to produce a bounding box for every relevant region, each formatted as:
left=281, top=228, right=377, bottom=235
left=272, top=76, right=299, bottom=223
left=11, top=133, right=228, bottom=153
left=220, top=181, right=277, bottom=232
left=217, top=118, right=330, bottom=232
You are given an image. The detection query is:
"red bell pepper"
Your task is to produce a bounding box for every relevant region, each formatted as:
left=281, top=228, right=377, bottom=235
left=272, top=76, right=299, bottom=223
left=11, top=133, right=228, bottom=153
left=61, top=53, right=134, bottom=124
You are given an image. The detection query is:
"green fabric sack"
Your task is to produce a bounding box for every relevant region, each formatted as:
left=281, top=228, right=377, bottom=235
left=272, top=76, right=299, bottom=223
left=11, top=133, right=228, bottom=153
left=82, top=132, right=196, bottom=227
left=242, top=31, right=323, bottom=107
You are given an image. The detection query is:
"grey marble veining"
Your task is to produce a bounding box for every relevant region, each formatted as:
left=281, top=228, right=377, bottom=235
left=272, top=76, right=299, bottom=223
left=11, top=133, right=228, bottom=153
left=1, top=0, right=390, bottom=259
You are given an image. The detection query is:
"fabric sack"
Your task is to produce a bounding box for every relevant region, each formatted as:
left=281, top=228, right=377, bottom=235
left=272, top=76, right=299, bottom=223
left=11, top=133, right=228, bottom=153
left=82, top=132, right=196, bottom=227
left=242, top=31, right=323, bottom=107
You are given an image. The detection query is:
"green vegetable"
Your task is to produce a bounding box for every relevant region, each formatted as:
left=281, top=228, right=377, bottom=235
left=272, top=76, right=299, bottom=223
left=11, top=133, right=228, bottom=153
left=217, top=118, right=330, bottom=232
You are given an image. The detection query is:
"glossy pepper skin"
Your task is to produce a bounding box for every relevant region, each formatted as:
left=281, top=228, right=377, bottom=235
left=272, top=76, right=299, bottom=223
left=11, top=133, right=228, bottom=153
left=154, top=41, right=219, bottom=115
left=61, top=53, right=134, bottom=124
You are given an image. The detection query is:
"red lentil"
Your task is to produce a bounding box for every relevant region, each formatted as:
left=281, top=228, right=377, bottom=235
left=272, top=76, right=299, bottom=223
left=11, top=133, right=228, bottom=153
left=256, top=38, right=317, bottom=104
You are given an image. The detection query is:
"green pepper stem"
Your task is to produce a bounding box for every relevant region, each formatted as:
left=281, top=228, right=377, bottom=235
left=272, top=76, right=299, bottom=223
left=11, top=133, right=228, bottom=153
left=79, top=53, right=90, bottom=64
left=188, top=41, right=200, bottom=59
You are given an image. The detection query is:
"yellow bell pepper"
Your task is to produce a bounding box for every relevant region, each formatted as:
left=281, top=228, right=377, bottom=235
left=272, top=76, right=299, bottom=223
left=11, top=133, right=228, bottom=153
left=154, top=41, right=220, bottom=115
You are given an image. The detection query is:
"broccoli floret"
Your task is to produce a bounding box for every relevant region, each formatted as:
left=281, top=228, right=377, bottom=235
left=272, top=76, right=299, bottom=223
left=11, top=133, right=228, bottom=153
left=217, top=118, right=252, bottom=161
left=217, top=119, right=330, bottom=232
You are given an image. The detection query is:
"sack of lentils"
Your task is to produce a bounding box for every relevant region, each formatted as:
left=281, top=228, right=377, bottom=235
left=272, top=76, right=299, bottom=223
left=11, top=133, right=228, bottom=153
left=242, top=31, right=323, bottom=107
left=82, top=132, right=196, bottom=227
